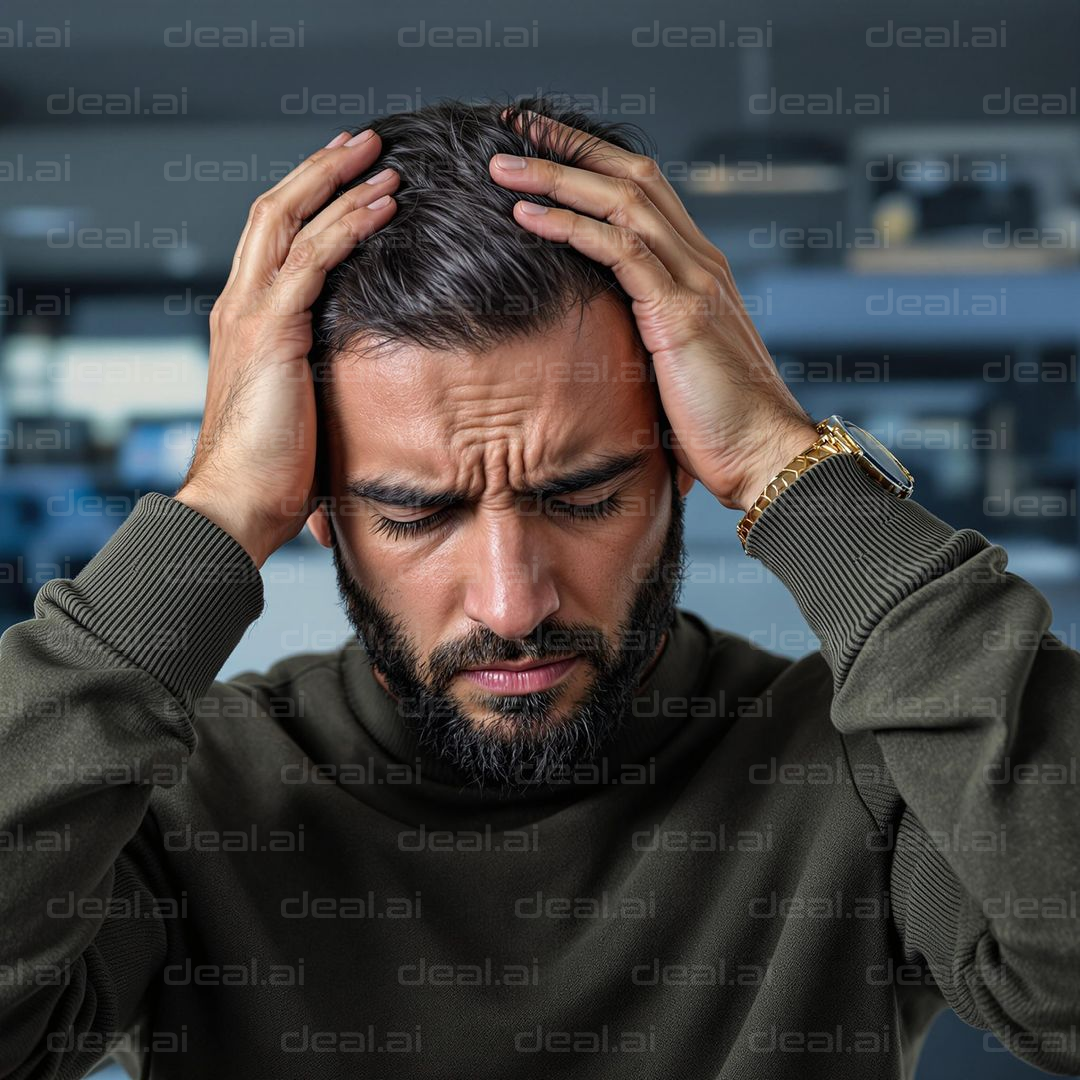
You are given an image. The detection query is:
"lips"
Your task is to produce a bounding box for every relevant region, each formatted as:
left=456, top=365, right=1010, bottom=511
left=463, top=654, right=577, bottom=672
left=461, top=655, right=580, bottom=694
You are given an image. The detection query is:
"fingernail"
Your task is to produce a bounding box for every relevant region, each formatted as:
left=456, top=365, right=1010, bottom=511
left=345, top=128, right=376, bottom=147
left=368, top=194, right=392, bottom=209
left=517, top=201, right=548, bottom=215
left=495, top=153, right=528, bottom=170
left=365, top=167, right=395, bottom=185
left=324, top=131, right=350, bottom=149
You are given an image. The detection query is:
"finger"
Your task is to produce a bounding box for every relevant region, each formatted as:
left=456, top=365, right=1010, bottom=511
left=489, top=154, right=714, bottom=294
left=233, top=129, right=379, bottom=293
left=269, top=195, right=397, bottom=316
left=508, top=202, right=684, bottom=316
left=232, top=130, right=383, bottom=295
left=296, top=165, right=399, bottom=241
left=223, top=129, right=354, bottom=293
left=506, top=107, right=724, bottom=272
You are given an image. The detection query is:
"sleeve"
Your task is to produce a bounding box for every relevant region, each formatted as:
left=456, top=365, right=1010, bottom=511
left=744, top=451, right=1080, bottom=1076
left=0, top=492, right=264, bottom=1079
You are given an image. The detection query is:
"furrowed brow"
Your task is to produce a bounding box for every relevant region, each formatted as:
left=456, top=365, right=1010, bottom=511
left=528, top=449, right=652, bottom=499
left=346, top=448, right=652, bottom=509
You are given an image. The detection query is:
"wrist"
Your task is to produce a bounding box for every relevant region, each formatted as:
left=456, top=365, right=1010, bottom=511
left=732, top=421, right=821, bottom=515
left=174, top=485, right=273, bottom=570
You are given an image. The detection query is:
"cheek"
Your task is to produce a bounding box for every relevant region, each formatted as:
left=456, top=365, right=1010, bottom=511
left=571, top=497, right=670, bottom=608
left=624, top=473, right=672, bottom=543
left=337, top=536, right=447, bottom=661
left=627, top=505, right=670, bottom=587
left=344, top=525, right=459, bottom=635
left=332, top=512, right=374, bottom=581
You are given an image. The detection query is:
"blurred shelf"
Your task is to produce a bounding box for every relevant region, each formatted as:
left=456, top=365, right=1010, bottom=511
left=849, top=247, right=1080, bottom=274
left=743, top=269, right=1080, bottom=350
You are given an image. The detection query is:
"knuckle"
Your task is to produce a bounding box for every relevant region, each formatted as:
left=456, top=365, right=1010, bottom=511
left=336, top=216, right=363, bottom=245
left=285, top=238, right=318, bottom=271
left=249, top=195, right=276, bottom=226
left=615, top=177, right=649, bottom=206
left=311, top=155, right=340, bottom=186
left=546, top=171, right=566, bottom=206
left=334, top=189, right=365, bottom=216
left=696, top=271, right=726, bottom=304
left=624, top=229, right=650, bottom=258
left=612, top=228, right=648, bottom=269
left=208, top=299, right=236, bottom=331
left=628, top=153, right=661, bottom=184
left=606, top=199, right=635, bottom=230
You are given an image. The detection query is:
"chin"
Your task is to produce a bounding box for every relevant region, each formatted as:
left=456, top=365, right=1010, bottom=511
left=466, top=699, right=575, bottom=738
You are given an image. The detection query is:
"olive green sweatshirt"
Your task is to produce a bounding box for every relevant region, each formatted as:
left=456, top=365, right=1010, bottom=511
left=2, top=452, right=1079, bottom=1080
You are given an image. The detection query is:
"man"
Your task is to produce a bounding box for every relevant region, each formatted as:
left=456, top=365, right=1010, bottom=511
left=0, top=96, right=1077, bottom=1079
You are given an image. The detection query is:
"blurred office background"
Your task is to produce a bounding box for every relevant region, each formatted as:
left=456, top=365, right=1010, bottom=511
left=1, top=1, right=1078, bottom=1076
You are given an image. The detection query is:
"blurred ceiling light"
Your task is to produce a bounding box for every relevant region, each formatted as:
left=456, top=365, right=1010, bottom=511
left=0, top=207, right=91, bottom=238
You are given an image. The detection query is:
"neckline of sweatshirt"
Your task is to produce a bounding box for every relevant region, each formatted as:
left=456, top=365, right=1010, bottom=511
left=336, top=606, right=725, bottom=798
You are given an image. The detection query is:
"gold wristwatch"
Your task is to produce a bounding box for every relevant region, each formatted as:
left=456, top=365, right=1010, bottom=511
left=736, top=414, right=915, bottom=551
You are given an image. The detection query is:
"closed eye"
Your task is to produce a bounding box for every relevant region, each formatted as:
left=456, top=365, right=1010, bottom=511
left=370, top=493, right=626, bottom=542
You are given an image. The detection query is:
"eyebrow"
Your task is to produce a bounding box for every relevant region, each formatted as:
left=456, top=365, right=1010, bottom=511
left=345, top=448, right=652, bottom=509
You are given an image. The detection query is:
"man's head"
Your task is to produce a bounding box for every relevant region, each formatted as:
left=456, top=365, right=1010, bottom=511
left=304, top=96, right=696, bottom=792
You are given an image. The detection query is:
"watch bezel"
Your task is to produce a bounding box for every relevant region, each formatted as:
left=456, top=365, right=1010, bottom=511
left=822, top=414, right=915, bottom=497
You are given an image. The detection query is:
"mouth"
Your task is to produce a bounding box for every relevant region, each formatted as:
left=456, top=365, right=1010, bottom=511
left=460, top=655, right=579, bottom=694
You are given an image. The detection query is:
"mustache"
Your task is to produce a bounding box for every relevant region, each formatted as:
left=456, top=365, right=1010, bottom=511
left=425, top=625, right=614, bottom=685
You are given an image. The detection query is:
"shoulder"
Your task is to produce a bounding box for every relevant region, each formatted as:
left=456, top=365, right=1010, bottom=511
left=187, top=643, right=352, bottom=736
left=150, top=644, right=357, bottom=824
left=694, top=617, right=894, bottom=825
left=221, top=645, right=346, bottom=696
left=691, top=610, right=826, bottom=706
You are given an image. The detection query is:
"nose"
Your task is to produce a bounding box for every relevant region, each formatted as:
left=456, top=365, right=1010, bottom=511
left=461, top=508, right=560, bottom=644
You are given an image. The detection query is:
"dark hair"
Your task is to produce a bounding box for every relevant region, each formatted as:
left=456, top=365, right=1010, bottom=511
left=309, top=95, right=655, bottom=373
left=307, top=94, right=677, bottom=486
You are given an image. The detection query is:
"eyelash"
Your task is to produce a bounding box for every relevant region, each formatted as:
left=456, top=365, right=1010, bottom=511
left=371, top=493, right=626, bottom=541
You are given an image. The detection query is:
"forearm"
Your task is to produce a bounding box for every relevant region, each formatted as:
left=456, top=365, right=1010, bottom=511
left=0, top=492, right=264, bottom=1075
left=744, top=452, right=1080, bottom=907
left=743, top=452, right=1080, bottom=1070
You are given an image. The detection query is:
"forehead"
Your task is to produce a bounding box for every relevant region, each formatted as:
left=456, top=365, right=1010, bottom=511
left=326, top=295, right=658, bottom=472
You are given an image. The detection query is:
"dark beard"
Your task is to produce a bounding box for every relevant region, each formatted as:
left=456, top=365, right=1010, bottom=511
left=327, top=466, right=688, bottom=793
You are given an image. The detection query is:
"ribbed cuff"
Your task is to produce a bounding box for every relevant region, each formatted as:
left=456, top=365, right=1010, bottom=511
left=744, top=453, right=991, bottom=688
left=34, top=491, right=265, bottom=717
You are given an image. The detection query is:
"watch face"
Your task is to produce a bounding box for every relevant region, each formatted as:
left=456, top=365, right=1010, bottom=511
left=842, top=421, right=912, bottom=489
